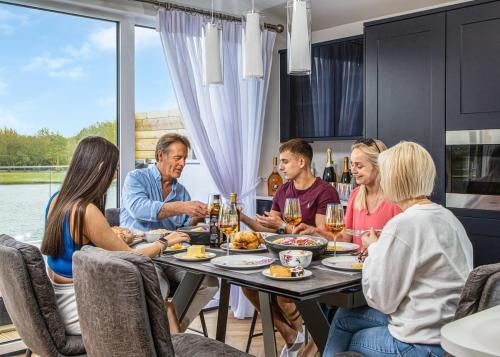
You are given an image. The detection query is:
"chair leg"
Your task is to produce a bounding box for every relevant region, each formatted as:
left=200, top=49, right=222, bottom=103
left=24, top=349, right=32, bottom=357
left=245, top=309, right=258, bottom=353
left=199, top=309, right=208, bottom=338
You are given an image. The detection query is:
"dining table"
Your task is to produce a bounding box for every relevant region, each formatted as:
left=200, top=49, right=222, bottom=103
left=154, top=248, right=366, bottom=356
left=441, top=304, right=500, bottom=357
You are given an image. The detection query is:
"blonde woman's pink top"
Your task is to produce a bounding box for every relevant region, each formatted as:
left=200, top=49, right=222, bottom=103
left=344, top=187, right=402, bottom=247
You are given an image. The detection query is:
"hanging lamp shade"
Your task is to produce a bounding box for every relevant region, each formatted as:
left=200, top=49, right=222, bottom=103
left=287, top=0, right=311, bottom=75
left=202, top=22, right=223, bottom=85
left=243, top=11, right=264, bottom=79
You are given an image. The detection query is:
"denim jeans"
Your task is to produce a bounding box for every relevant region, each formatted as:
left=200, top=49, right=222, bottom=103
left=323, top=307, right=444, bottom=357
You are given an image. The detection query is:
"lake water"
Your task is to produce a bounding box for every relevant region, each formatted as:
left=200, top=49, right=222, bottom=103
left=0, top=183, right=117, bottom=242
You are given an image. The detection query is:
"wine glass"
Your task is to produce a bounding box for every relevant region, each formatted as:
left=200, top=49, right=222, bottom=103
left=283, top=198, right=302, bottom=232
left=218, top=203, right=238, bottom=255
left=325, top=203, right=345, bottom=257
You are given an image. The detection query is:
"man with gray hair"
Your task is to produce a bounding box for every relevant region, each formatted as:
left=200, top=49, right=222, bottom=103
left=120, top=133, right=218, bottom=331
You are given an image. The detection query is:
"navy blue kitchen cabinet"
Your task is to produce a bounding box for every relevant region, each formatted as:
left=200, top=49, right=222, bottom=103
left=365, top=13, right=446, bottom=204
left=446, top=1, right=500, bottom=130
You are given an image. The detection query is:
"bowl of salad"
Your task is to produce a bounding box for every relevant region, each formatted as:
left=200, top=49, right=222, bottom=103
left=264, top=234, right=328, bottom=259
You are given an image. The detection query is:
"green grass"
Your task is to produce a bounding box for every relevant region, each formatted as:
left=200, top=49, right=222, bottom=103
left=0, top=171, right=66, bottom=184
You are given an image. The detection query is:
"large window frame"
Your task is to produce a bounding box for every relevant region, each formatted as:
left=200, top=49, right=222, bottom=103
left=2, top=0, right=160, bottom=192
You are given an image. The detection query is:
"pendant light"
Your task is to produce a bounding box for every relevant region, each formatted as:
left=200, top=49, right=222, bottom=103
left=287, top=0, right=311, bottom=75
left=243, top=0, right=264, bottom=79
left=202, top=0, right=223, bottom=85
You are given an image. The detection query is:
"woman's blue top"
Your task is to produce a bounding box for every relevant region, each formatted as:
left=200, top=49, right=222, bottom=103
left=45, top=192, right=92, bottom=279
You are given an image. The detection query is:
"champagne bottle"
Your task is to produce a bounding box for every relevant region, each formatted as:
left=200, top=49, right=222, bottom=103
left=340, top=157, right=352, bottom=184
left=323, top=148, right=337, bottom=187
left=208, top=194, right=220, bottom=248
left=230, top=192, right=240, bottom=233
left=267, top=157, right=283, bottom=196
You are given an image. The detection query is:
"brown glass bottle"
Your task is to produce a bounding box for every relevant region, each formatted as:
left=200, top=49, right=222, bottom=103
left=340, top=157, right=352, bottom=184
left=208, top=194, right=221, bottom=248
left=267, top=157, right=283, bottom=196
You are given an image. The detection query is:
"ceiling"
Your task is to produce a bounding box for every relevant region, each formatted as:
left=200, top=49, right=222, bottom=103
left=173, top=0, right=461, bottom=31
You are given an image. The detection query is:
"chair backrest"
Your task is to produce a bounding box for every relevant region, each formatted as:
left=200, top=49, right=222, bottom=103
left=0, top=234, right=85, bottom=357
left=73, top=246, right=175, bottom=357
left=104, top=208, right=120, bottom=227
left=454, top=262, right=500, bottom=319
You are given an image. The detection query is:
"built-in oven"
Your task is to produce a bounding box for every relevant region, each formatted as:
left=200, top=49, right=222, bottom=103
left=446, top=129, right=500, bottom=211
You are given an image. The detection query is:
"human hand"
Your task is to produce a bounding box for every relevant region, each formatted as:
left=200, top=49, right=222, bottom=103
left=361, top=228, right=378, bottom=250
left=256, top=211, right=283, bottom=230
left=165, top=232, right=190, bottom=246
left=183, top=201, right=209, bottom=218
left=293, top=223, right=316, bottom=235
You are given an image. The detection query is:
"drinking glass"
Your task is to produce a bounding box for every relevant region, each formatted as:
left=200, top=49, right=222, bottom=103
left=325, top=203, right=345, bottom=257
left=218, top=203, right=238, bottom=255
left=283, top=198, right=302, bottom=232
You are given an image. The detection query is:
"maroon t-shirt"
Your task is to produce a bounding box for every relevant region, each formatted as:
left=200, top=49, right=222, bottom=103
left=271, top=178, right=340, bottom=226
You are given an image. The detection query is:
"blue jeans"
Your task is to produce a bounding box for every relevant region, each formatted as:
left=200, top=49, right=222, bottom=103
left=323, top=307, right=444, bottom=357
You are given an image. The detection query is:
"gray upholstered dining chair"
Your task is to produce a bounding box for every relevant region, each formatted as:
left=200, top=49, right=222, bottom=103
left=72, top=246, right=251, bottom=357
left=0, top=234, right=86, bottom=357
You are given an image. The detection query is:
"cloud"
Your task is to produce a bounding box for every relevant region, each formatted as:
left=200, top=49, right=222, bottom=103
left=0, top=109, right=28, bottom=131
left=0, top=8, right=30, bottom=35
left=23, top=54, right=72, bottom=71
left=90, top=26, right=117, bottom=51
left=0, top=78, right=7, bottom=95
left=49, top=66, right=85, bottom=79
left=98, top=96, right=116, bottom=106
left=135, top=26, right=159, bottom=50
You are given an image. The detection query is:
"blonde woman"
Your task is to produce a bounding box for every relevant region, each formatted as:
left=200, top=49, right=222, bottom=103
left=323, top=142, right=473, bottom=356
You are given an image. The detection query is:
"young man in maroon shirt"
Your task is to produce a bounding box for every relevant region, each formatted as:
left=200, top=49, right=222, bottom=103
left=241, top=138, right=339, bottom=234
left=240, top=139, right=339, bottom=357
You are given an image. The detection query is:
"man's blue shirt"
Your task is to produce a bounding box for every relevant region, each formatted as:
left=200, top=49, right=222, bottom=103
left=120, top=165, right=191, bottom=231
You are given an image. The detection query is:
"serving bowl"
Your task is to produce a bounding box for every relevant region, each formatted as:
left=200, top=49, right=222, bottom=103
left=177, top=225, right=211, bottom=245
left=279, top=250, right=313, bottom=268
left=263, top=234, right=328, bottom=260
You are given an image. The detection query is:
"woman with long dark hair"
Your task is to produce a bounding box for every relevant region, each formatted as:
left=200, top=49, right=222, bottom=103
left=41, top=136, right=188, bottom=335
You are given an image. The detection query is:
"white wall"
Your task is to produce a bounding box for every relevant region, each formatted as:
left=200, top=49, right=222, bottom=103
left=257, top=0, right=470, bottom=196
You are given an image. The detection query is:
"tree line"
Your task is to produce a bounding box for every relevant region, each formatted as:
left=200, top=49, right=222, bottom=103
left=0, top=121, right=116, bottom=166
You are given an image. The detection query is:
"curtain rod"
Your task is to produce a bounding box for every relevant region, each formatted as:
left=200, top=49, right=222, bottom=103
left=129, top=0, right=284, bottom=33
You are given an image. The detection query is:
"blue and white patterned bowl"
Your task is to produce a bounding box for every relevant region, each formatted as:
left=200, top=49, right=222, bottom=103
left=279, top=250, right=313, bottom=268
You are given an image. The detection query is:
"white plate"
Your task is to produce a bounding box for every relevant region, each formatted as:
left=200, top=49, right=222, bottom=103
left=210, top=255, right=275, bottom=270
left=164, top=242, right=190, bottom=253
left=262, top=268, right=313, bottom=281
left=220, top=242, right=268, bottom=253
left=324, top=241, right=360, bottom=254
left=173, top=252, right=216, bottom=261
left=321, top=255, right=364, bottom=272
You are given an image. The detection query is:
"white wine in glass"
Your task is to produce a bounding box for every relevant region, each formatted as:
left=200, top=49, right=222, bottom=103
left=283, top=198, right=302, bottom=231
left=325, top=203, right=345, bottom=257
left=218, top=203, right=238, bottom=255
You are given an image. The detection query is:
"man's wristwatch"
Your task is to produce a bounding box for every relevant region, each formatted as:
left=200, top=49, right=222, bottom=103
left=278, top=221, right=287, bottom=234
left=157, top=237, right=169, bottom=252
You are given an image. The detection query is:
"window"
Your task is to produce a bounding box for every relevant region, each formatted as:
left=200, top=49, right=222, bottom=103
left=0, top=3, right=118, bottom=243
left=134, top=25, right=191, bottom=169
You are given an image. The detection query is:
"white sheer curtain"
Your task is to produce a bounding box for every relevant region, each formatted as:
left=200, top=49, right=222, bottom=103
left=157, top=9, right=276, bottom=319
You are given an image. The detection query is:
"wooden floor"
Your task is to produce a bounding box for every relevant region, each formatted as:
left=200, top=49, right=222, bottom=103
left=5, top=310, right=290, bottom=357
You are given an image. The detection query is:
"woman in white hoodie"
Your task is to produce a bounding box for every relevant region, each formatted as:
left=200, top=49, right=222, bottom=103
left=323, top=141, right=473, bottom=357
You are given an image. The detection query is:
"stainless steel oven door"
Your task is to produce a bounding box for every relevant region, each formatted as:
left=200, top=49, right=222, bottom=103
left=446, top=129, right=500, bottom=211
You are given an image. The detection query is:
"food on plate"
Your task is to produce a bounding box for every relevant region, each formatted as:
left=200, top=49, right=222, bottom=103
left=186, top=245, right=207, bottom=258
left=232, top=231, right=263, bottom=250
left=269, top=265, right=304, bottom=278
left=273, top=237, right=320, bottom=246
left=170, top=243, right=183, bottom=250
left=269, top=265, right=291, bottom=278
left=357, top=249, right=368, bottom=263
left=351, top=263, right=364, bottom=269
left=111, top=226, right=136, bottom=244
left=326, top=245, right=344, bottom=251
left=148, top=228, right=169, bottom=235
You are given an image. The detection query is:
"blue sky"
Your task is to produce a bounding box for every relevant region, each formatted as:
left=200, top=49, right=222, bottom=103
left=0, top=2, right=178, bottom=137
